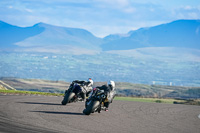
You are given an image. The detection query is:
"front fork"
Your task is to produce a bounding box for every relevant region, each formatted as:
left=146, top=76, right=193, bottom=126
left=64, top=90, right=68, bottom=95
left=97, top=100, right=104, bottom=113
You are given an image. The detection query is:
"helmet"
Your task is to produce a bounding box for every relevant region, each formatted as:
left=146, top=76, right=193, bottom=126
left=88, top=78, right=93, bottom=85
left=108, top=80, right=115, bottom=90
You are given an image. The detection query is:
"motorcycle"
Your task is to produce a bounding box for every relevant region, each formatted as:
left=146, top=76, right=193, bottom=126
left=83, top=87, right=108, bottom=115
left=61, top=83, right=83, bottom=105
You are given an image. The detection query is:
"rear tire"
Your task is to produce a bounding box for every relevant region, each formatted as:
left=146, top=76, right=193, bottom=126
left=83, top=100, right=100, bottom=115
left=61, top=92, right=75, bottom=105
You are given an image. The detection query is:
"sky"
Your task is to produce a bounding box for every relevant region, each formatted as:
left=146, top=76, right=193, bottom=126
left=0, top=0, right=200, bottom=37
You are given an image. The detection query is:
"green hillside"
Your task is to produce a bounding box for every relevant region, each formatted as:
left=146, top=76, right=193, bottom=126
left=116, top=82, right=200, bottom=99
left=1, top=77, right=200, bottom=99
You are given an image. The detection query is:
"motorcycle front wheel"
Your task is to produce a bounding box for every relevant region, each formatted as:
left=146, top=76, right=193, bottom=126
left=83, top=100, right=100, bottom=115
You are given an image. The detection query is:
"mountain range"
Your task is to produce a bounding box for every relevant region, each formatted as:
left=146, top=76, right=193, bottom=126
left=102, top=20, right=200, bottom=50
left=0, top=20, right=200, bottom=86
left=0, top=19, right=200, bottom=54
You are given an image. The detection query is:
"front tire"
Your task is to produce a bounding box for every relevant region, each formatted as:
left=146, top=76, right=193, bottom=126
left=61, top=92, right=75, bottom=105
left=83, top=100, right=100, bottom=115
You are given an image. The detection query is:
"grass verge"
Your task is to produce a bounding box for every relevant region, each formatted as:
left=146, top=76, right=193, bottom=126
left=0, top=90, right=63, bottom=96
left=1, top=90, right=199, bottom=105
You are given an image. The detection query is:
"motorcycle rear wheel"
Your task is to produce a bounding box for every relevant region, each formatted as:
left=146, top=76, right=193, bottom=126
left=61, top=92, right=75, bottom=105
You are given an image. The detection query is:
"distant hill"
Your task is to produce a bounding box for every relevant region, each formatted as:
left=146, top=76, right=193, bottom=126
left=106, top=47, right=200, bottom=62
left=0, top=20, right=200, bottom=87
left=0, top=19, right=200, bottom=53
left=1, top=77, right=200, bottom=99
left=0, top=21, right=44, bottom=48
left=102, top=20, right=200, bottom=50
left=15, top=23, right=102, bottom=49
left=0, top=21, right=102, bottom=54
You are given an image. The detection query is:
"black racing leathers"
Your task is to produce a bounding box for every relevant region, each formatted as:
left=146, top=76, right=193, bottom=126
left=96, top=85, right=115, bottom=109
left=72, top=80, right=93, bottom=101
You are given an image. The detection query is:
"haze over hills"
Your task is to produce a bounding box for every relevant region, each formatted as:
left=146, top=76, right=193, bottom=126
left=0, top=19, right=200, bottom=86
left=0, top=19, right=200, bottom=53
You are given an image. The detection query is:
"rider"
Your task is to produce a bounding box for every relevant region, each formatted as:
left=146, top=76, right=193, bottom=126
left=96, top=80, right=116, bottom=111
left=72, top=78, right=93, bottom=101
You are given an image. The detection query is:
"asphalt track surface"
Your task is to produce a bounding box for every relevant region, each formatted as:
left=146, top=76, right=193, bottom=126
left=0, top=94, right=200, bottom=133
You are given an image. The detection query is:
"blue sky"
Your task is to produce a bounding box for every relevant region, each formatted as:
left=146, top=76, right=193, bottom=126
left=1, top=0, right=200, bottom=37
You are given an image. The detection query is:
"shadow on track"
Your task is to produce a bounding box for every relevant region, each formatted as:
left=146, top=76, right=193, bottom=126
left=18, top=102, right=62, bottom=106
left=0, top=115, right=64, bottom=133
left=31, top=111, right=84, bottom=115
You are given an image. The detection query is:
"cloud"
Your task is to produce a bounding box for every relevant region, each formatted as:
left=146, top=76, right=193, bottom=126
left=184, top=5, right=193, bottom=10
left=123, top=7, right=136, bottom=13
left=96, top=0, right=130, bottom=7
left=172, top=5, right=200, bottom=19
left=8, top=6, right=13, bottom=9
left=0, top=0, right=200, bottom=37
